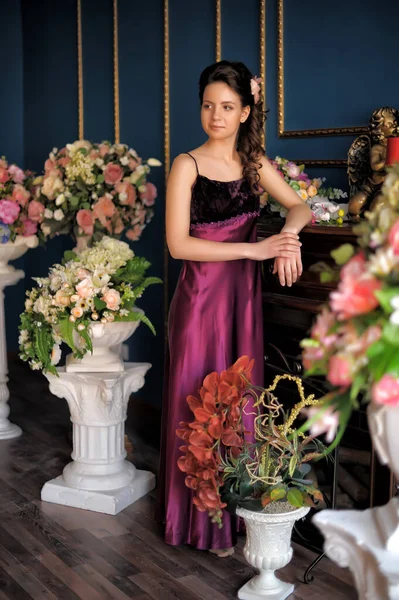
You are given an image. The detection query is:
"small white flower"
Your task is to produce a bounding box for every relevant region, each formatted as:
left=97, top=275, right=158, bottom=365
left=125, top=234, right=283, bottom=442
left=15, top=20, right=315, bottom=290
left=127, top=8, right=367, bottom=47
left=119, top=308, right=129, bottom=317
left=77, top=323, right=85, bottom=331
left=95, top=158, right=104, bottom=167
left=147, top=158, right=162, bottom=167
left=44, top=208, right=54, bottom=219
left=138, top=185, right=146, bottom=193
left=390, top=296, right=399, bottom=325
left=69, top=315, right=76, bottom=323
left=129, top=148, right=138, bottom=158
left=91, top=192, right=98, bottom=200
left=369, top=247, right=399, bottom=276
left=51, top=344, right=62, bottom=365
left=91, top=312, right=99, bottom=320
left=119, top=192, right=128, bottom=202
left=120, top=156, right=129, bottom=166
left=54, top=209, right=64, bottom=221
left=18, top=330, right=29, bottom=344
left=49, top=152, right=55, bottom=161
left=320, top=213, right=331, bottom=222
left=55, top=193, right=65, bottom=206
left=52, top=147, right=58, bottom=154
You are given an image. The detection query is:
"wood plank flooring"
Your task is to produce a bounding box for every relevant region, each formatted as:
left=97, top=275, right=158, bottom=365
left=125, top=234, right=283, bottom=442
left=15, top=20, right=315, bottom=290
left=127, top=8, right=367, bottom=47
left=0, top=358, right=357, bottom=599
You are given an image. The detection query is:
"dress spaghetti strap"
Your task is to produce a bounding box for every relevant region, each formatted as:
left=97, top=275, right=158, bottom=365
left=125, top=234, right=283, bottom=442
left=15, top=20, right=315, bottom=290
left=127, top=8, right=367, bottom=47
left=185, top=152, right=200, bottom=176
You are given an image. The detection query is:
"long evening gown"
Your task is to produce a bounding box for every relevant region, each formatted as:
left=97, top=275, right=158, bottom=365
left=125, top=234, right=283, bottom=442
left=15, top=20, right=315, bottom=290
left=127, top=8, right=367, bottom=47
left=157, top=153, right=264, bottom=550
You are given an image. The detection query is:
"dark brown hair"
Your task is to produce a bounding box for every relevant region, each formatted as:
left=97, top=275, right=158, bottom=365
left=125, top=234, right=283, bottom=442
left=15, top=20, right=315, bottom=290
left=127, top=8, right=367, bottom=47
left=199, top=60, right=266, bottom=193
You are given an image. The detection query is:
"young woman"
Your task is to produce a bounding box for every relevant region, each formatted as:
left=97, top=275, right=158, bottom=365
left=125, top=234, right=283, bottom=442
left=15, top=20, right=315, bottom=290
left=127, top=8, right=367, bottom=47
left=157, top=60, right=311, bottom=556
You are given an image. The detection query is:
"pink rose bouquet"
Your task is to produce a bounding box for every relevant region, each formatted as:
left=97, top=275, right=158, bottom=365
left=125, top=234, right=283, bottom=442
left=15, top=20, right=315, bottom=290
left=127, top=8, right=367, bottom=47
left=262, top=156, right=348, bottom=225
left=35, top=140, right=161, bottom=247
left=300, top=162, right=399, bottom=452
left=19, top=236, right=161, bottom=375
left=0, top=156, right=48, bottom=244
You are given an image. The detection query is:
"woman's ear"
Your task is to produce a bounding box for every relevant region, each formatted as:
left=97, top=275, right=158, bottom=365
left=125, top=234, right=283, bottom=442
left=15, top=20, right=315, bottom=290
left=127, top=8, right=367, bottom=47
left=240, top=106, right=251, bottom=123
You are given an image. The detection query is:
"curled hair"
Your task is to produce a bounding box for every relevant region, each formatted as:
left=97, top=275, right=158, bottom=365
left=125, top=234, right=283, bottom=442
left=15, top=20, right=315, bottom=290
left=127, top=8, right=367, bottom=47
left=369, top=107, right=399, bottom=144
left=199, top=60, right=267, bottom=193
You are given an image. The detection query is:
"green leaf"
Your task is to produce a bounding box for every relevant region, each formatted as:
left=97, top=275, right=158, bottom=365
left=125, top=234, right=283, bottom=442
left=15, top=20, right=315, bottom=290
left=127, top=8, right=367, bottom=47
left=69, top=196, right=80, bottom=207
left=82, top=202, right=90, bottom=209
left=239, top=498, right=263, bottom=512
left=287, top=488, right=304, bottom=508
left=320, top=272, right=335, bottom=283
left=270, top=487, right=287, bottom=501
left=375, top=288, right=399, bottom=313
left=77, top=326, right=93, bottom=354
left=382, top=322, right=399, bottom=347
left=57, top=317, right=77, bottom=353
left=350, top=372, right=367, bottom=403
left=34, top=326, right=50, bottom=366
left=62, top=250, right=77, bottom=264
left=288, top=455, right=297, bottom=478
left=330, top=244, right=355, bottom=266
left=96, top=174, right=104, bottom=184
left=94, top=297, right=107, bottom=312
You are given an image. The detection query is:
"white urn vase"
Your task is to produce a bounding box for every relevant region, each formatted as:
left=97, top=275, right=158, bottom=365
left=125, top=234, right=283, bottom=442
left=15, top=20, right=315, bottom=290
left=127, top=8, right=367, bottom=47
left=0, top=235, right=38, bottom=439
left=236, top=506, right=310, bottom=600
left=313, top=403, right=399, bottom=600
left=66, top=310, right=144, bottom=373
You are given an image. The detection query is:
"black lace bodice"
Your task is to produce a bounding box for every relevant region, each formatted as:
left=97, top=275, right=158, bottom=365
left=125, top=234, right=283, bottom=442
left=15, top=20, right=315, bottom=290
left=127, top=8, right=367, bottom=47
left=190, top=175, right=260, bottom=226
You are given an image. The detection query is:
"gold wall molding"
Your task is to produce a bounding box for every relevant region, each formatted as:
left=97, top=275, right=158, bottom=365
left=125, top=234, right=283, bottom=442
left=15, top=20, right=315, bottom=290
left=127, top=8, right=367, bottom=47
left=216, top=0, right=221, bottom=61
left=77, top=0, right=84, bottom=139
left=260, top=0, right=266, bottom=149
left=113, top=0, right=120, bottom=144
left=292, top=159, right=347, bottom=168
left=277, top=0, right=368, bottom=139
left=163, top=0, right=170, bottom=346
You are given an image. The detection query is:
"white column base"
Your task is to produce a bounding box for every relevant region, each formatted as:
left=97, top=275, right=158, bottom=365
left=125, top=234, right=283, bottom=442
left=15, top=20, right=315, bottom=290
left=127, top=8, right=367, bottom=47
left=0, top=421, right=22, bottom=440
left=238, top=579, right=294, bottom=600
left=41, top=467, right=155, bottom=515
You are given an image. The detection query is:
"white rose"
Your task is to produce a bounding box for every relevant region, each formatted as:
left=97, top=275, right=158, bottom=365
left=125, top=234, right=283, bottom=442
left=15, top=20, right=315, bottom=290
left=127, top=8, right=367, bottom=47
left=120, top=156, right=129, bottom=166
left=119, top=192, right=128, bottom=202
left=44, top=208, right=54, bottom=219
left=41, top=224, right=51, bottom=236
left=55, top=193, right=65, bottom=206
left=51, top=344, right=62, bottom=365
left=147, top=158, right=162, bottom=167
left=54, top=209, right=64, bottom=221
left=95, top=158, right=104, bottom=167
left=320, top=213, right=331, bottom=222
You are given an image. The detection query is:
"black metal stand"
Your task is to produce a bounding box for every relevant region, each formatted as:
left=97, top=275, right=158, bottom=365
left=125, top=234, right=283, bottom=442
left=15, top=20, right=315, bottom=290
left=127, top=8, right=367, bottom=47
left=301, top=445, right=339, bottom=584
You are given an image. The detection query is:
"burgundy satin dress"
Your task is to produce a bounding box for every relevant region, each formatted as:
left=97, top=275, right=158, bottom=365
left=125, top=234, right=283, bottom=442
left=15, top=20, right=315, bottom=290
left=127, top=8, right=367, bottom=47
left=157, top=154, right=264, bottom=549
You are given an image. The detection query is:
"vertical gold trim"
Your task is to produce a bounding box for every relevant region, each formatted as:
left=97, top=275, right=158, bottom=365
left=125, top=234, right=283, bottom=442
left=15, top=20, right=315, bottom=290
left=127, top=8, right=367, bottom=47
left=260, top=0, right=266, bottom=149
left=163, top=0, right=170, bottom=347
left=77, top=0, right=84, bottom=140
left=113, top=0, right=120, bottom=144
left=277, top=0, right=284, bottom=139
left=216, top=0, right=221, bottom=62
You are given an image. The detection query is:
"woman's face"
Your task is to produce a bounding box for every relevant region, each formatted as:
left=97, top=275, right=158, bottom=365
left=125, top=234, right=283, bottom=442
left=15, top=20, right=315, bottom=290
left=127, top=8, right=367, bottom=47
left=201, top=82, right=250, bottom=140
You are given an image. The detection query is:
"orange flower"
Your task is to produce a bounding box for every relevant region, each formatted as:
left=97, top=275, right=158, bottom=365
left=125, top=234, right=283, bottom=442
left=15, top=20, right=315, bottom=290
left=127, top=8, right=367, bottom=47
left=229, top=355, right=254, bottom=380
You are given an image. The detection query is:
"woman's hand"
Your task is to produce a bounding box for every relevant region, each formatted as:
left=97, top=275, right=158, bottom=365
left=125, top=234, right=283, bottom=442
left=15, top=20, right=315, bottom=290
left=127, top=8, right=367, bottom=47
left=250, top=232, right=301, bottom=262
left=273, top=252, right=303, bottom=287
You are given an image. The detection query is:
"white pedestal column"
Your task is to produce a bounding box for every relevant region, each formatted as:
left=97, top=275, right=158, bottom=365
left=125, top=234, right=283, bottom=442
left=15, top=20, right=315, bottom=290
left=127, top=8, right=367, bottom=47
left=41, top=362, right=155, bottom=515
left=313, top=498, right=399, bottom=600
left=0, top=269, right=24, bottom=440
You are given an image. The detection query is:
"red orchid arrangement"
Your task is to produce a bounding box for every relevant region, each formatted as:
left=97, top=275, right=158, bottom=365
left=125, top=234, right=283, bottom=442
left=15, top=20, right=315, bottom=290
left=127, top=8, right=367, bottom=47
left=177, top=359, right=325, bottom=527
left=176, top=356, right=253, bottom=526
left=300, top=163, right=399, bottom=451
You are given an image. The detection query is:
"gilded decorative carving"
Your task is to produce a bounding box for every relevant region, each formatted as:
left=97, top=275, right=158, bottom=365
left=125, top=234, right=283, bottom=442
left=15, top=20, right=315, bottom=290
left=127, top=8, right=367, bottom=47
left=163, top=0, right=170, bottom=345
left=113, top=0, right=120, bottom=144
left=293, top=159, right=347, bottom=168
left=348, top=107, right=399, bottom=220
left=277, top=0, right=368, bottom=139
left=216, top=0, right=221, bottom=62
left=260, top=0, right=266, bottom=149
left=77, top=0, right=84, bottom=140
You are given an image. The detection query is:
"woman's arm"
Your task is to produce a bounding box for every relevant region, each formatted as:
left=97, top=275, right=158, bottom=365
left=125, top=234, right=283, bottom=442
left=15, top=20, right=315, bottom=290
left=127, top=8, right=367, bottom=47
left=165, top=154, right=301, bottom=262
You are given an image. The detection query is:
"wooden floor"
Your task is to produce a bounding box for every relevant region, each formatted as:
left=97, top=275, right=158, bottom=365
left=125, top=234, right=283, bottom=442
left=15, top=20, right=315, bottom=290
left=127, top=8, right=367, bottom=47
left=0, top=359, right=358, bottom=600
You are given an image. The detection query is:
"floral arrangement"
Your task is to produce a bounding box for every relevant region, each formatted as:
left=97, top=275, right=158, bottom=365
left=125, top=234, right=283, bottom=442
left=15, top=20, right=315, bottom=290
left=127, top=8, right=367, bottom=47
left=0, top=156, right=48, bottom=243
left=34, top=140, right=161, bottom=247
left=300, top=163, right=399, bottom=451
left=19, top=236, right=161, bottom=375
left=177, top=358, right=325, bottom=527
left=262, top=156, right=348, bottom=225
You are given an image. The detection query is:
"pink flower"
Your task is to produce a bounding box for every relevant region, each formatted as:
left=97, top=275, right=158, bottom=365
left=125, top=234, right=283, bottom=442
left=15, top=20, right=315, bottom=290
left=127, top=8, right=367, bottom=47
left=0, top=168, right=9, bottom=183
left=57, top=155, right=70, bottom=168
left=311, top=308, right=336, bottom=344
left=76, top=209, right=94, bottom=236
left=104, top=163, right=123, bottom=185
left=372, top=374, right=399, bottom=407
left=44, top=158, right=56, bottom=174
left=76, top=278, right=94, bottom=299
left=388, top=219, right=399, bottom=255
left=21, top=218, right=38, bottom=236
left=327, top=354, right=353, bottom=387
left=303, top=406, right=339, bottom=443
left=126, top=224, right=142, bottom=241
left=286, top=164, right=300, bottom=179
left=112, top=216, right=124, bottom=235
left=139, top=182, right=157, bottom=206
left=99, top=143, right=110, bottom=157
left=115, top=181, right=136, bottom=206
left=0, top=200, right=20, bottom=224
left=302, top=345, right=325, bottom=371
left=12, top=184, right=31, bottom=207
left=27, top=200, right=45, bottom=223
left=128, top=157, right=141, bottom=170
left=8, top=164, right=25, bottom=183
left=92, top=196, right=115, bottom=231
left=330, top=253, right=381, bottom=320
left=102, top=289, right=121, bottom=311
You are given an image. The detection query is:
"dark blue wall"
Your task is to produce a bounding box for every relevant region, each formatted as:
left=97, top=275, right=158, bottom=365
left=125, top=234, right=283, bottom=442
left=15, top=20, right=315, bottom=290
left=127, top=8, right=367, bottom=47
left=2, top=0, right=399, bottom=406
